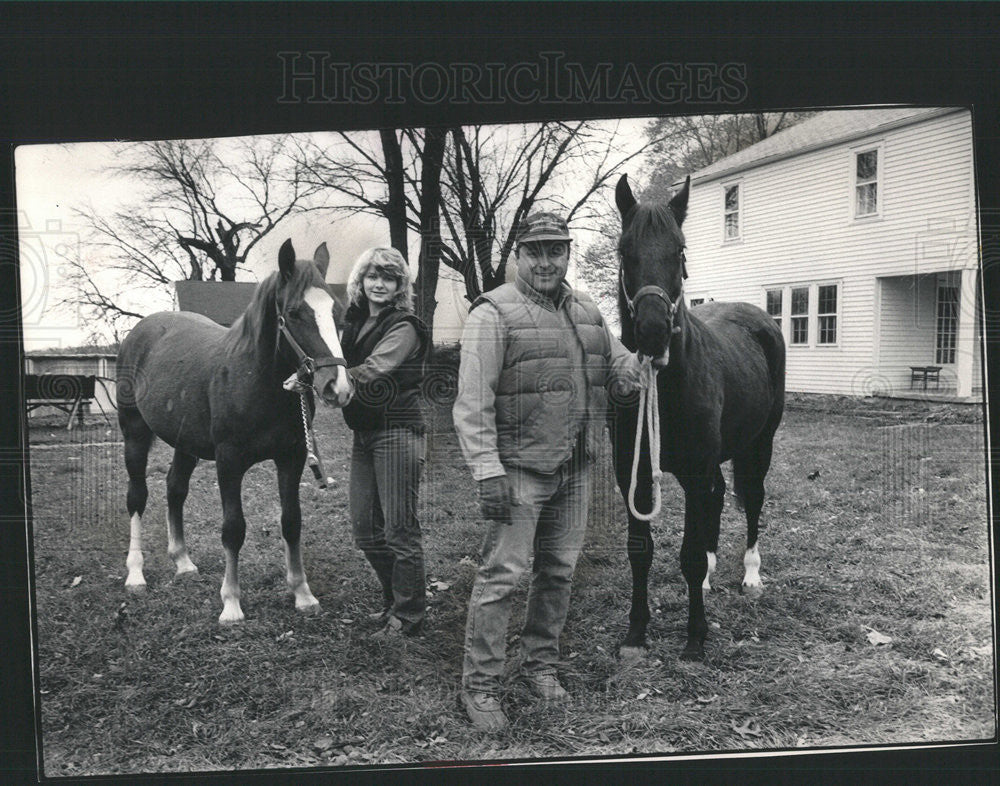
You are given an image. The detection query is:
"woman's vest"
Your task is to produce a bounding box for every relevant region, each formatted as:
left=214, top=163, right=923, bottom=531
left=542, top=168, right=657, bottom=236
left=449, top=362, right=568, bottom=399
left=341, top=306, right=430, bottom=433
left=476, top=279, right=612, bottom=472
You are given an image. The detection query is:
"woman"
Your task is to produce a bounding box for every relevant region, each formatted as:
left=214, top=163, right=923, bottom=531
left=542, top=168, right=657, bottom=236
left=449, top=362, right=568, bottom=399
left=341, top=247, right=430, bottom=637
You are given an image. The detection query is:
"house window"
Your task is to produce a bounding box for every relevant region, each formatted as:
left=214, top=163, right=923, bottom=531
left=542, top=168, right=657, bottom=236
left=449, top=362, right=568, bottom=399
left=817, top=284, right=838, bottom=344
left=724, top=183, right=740, bottom=240
left=854, top=149, right=879, bottom=217
left=935, top=283, right=959, bottom=364
left=790, top=287, right=809, bottom=345
left=765, top=289, right=782, bottom=332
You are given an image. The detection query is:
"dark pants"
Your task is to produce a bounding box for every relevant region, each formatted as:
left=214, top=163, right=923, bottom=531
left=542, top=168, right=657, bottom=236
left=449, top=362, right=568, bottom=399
left=349, top=427, right=426, bottom=631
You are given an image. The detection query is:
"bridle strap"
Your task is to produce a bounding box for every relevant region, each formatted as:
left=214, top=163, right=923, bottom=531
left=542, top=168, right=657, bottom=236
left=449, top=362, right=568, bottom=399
left=274, top=303, right=347, bottom=379
left=620, top=268, right=684, bottom=320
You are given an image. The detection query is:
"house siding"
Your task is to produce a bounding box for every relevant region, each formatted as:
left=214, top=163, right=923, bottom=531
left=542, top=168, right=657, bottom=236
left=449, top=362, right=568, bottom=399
left=682, top=109, right=976, bottom=397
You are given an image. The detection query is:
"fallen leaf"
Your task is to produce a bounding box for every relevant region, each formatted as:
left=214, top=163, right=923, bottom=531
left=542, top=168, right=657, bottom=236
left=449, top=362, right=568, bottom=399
left=636, top=691, right=650, bottom=701
left=313, top=737, right=334, bottom=751
left=696, top=694, right=719, bottom=704
left=732, top=719, right=762, bottom=737
left=70, top=576, right=82, bottom=588
left=931, top=648, right=949, bottom=662
left=865, top=628, right=892, bottom=647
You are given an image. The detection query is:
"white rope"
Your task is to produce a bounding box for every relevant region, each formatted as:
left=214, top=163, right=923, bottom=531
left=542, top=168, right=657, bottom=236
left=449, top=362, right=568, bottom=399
left=627, top=357, right=662, bottom=521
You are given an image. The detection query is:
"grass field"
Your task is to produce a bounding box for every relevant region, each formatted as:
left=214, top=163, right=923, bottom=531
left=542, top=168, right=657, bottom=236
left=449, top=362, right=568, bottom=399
left=28, top=392, right=995, bottom=775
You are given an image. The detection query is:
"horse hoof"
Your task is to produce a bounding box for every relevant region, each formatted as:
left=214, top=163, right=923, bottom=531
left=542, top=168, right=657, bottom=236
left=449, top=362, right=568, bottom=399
left=741, top=582, right=764, bottom=600
left=124, top=582, right=147, bottom=595
left=296, top=601, right=322, bottom=615
left=679, top=645, right=704, bottom=662
left=219, top=607, right=245, bottom=624
left=619, top=645, right=646, bottom=662
left=173, top=567, right=200, bottom=581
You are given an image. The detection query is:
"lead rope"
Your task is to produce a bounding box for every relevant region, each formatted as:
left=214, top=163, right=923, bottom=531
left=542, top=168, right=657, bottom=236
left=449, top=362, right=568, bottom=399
left=284, top=371, right=332, bottom=490
left=627, top=357, right=662, bottom=521
left=299, top=391, right=332, bottom=489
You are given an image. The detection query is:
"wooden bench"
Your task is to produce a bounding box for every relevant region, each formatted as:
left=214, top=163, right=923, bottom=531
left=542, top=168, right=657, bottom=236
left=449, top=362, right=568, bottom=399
left=909, top=366, right=942, bottom=391
left=25, top=374, right=97, bottom=430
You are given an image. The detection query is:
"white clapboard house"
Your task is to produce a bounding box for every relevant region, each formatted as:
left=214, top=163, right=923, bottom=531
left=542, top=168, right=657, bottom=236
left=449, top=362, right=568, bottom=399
left=679, top=106, right=981, bottom=401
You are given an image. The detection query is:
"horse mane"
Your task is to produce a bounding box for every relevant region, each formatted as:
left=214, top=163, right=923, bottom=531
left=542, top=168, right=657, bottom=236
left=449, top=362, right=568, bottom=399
left=619, top=202, right=684, bottom=252
left=223, top=261, right=317, bottom=356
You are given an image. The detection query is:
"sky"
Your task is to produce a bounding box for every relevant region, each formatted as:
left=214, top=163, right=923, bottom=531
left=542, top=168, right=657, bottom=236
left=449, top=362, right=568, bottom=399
left=15, top=117, right=655, bottom=350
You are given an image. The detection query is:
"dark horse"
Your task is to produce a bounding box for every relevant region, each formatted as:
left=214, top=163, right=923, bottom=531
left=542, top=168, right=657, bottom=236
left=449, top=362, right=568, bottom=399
left=117, top=240, right=353, bottom=623
left=610, top=175, right=785, bottom=660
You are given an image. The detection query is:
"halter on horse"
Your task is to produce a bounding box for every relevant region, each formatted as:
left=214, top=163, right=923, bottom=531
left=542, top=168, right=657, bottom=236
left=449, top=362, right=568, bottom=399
left=117, top=239, right=352, bottom=623
left=610, top=174, right=786, bottom=661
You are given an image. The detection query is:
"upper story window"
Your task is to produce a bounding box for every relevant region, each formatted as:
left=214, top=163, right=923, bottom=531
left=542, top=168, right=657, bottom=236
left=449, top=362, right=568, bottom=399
left=854, top=147, right=880, bottom=218
left=724, top=182, right=741, bottom=241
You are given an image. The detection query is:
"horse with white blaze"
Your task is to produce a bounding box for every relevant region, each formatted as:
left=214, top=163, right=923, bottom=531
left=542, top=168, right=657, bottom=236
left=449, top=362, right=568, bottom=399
left=116, top=240, right=352, bottom=623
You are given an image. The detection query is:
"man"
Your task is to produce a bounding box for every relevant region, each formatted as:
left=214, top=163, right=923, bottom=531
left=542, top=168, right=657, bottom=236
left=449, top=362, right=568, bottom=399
left=453, top=211, right=640, bottom=731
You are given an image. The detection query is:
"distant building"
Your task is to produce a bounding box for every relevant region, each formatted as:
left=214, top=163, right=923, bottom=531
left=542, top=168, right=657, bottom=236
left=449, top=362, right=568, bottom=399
left=679, top=106, right=981, bottom=400
left=24, top=352, right=117, bottom=419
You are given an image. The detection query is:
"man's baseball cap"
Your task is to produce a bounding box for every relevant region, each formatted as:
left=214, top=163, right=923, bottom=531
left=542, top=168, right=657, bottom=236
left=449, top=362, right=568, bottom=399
left=515, top=212, right=572, bottom=245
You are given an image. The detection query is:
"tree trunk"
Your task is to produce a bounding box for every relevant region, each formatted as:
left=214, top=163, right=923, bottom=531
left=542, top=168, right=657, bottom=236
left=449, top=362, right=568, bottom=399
left=415, top=127, right=447, bottom=340
left=380, top=129, right=408, bottom=261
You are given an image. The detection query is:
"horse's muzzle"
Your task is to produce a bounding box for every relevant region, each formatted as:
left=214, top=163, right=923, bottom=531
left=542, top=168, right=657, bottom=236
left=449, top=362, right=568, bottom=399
left=635, top=317, right=671, bottom=362
left=315, top=365, right=353, bottom=407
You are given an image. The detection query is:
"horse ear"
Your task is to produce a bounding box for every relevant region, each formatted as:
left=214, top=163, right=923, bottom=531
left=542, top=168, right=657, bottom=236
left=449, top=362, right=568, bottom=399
left=313, top=243, right=330, bottom=279
left=615, top=174, right=637, bottom=218
left=279, top=239, right=296, bottom=280
left=669, top=176, right=690, bottom=226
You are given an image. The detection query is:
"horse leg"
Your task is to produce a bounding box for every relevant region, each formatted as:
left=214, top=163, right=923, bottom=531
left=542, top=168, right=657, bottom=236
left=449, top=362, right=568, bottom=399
left=679, top=474, right=712, bottom=660
left=621, top=513, right=654, bottom=658
left=734, top=440, right=774, bottom=599
left=166, top=448, right=199, bottom=577
left=702, top=466, right=725, bottom=593
left=611, top=403, right=655, bottom=658
left=216, top=453, right=249, bottom=623
left=275, top=454, right=320, bottom=614
left=121, top=408, right=154, bottom=593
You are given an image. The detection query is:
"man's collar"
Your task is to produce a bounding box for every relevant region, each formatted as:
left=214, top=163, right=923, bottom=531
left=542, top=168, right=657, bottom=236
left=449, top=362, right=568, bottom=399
left=514, top=271, right=572, bottom=309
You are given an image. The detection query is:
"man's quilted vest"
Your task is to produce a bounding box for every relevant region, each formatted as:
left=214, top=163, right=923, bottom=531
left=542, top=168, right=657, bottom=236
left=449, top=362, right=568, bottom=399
left=475, top=277, right=612, bottom=473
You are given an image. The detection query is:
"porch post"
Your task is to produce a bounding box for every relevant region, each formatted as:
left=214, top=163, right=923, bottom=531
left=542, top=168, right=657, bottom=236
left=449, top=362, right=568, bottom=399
left=954, top=267, right=978, bottom=398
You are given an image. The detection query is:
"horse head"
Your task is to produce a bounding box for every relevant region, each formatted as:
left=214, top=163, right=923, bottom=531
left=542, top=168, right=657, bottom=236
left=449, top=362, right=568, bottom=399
left=615, top=174, right=690, bottom=365
left=276, top=239, right=353, bottom=407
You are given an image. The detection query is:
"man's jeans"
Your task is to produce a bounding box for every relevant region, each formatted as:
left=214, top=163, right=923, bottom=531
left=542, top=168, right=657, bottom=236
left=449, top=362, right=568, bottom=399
left=349, top=427, right=426, bottom=631
left=462, top=456, right=590, bottom=693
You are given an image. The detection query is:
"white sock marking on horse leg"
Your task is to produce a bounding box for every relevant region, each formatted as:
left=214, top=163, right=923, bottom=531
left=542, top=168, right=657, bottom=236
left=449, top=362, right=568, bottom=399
left=125, top=513, right=146, bottom=592
left=166, top=510, right=198, bottom=575
left=702, top=551, right=716, bottom=592
left=304, top=287, right=352, bottom=400
left=219, top=550, right=244, bottom=623
left=742, top=544, right=762, bottom=592
left=284, top=540, right=320, bottom=611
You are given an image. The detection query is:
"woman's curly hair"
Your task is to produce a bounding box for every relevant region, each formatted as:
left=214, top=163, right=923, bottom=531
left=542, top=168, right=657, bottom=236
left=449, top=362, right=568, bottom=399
left=346, top=247, right=414, bottom=312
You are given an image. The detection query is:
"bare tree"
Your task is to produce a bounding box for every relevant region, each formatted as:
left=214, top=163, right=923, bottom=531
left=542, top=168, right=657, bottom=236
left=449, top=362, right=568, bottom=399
left=297, top=120, right=661, bottom=337
left=59, top=135, right=328, bottom=335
